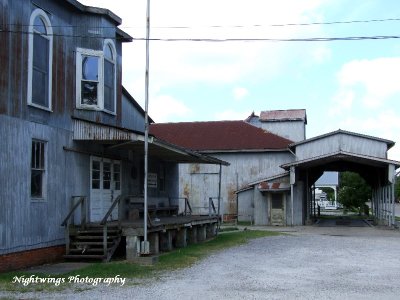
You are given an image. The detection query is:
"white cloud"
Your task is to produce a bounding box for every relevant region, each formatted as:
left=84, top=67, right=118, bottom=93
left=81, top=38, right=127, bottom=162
left=233, top=87, right=249, bottom=101
left=335, top=57, right=400, bottom=109
left=329, top=90, right=355, bottom=116
left=149, top=95, right=192, bottom=123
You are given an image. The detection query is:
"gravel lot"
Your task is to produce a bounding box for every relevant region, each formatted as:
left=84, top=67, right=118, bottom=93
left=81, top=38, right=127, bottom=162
left=3, top=226, right=400, bottom=300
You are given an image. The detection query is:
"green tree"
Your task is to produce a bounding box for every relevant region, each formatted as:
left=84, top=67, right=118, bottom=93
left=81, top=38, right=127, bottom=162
left=338, top=172, right=371, bottom=211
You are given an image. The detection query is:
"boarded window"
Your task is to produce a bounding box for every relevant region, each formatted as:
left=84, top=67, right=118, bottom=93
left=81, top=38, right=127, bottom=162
left=31, top=140, right=46, bottom=198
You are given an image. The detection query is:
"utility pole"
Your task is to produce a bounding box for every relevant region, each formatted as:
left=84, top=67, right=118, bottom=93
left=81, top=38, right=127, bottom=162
left=142, top=0, right=151, bottom=254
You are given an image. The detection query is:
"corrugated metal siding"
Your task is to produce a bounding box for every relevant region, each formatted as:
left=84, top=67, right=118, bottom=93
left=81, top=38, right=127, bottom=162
left=121, top=94, right=145, bottom=132
left=258, top=121, right=305, bottom=142
left=295, top=133, right=387, bottom=161
left=179, top=151, right=294, bottom=217
left=0, top=0, right=124, bottom=130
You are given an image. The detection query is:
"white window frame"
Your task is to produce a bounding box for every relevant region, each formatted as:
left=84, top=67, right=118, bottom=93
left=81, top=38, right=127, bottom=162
left=76, top=39, right=117, bottom=115
left=27, top=8, right=53, bottom=111
left=76, top=48, right=104, bottom=111
left=103, top=39, right=117, bottom=114
left=31, top=139, right=47, bottom=201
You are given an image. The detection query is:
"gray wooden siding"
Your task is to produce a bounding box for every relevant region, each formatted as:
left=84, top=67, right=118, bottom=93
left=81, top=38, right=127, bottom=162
left=237, top=189, right=254, bottom=222
left=179, top=151, right=293, bottom=217
left=295, top=133, right=388, bottom=160
left=121, top=94, right=146, bottom=132
left=0, top=0, right=125, bottom=131
left=259, top=120, right=305, bottom=142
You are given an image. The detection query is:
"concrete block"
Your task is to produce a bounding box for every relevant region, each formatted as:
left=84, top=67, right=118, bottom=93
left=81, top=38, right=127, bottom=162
left=126, top=235, right=140, bottom=261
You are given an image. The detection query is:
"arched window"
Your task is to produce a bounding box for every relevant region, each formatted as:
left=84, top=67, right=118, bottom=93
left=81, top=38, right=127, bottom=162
left=76, top=40, right=117, bottom=114
left=103, top=40, right=116, bottom=113
left=27, top=9, right=53, bottom=110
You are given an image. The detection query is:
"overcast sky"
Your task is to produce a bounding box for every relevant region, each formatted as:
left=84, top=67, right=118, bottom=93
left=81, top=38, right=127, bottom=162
left=80, top=0, right=400, bottom=161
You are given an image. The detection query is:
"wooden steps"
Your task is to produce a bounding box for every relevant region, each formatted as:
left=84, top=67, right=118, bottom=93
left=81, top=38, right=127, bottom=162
left=64, top=224, right=122, bottom=262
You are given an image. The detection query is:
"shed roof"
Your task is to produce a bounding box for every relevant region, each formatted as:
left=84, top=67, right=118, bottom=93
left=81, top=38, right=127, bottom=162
left=260, top=109, right=307, bottom=123
left=149, top=121, right=293, bottom=152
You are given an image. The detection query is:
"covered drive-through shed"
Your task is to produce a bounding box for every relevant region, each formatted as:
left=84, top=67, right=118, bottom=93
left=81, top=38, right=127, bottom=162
left=238, top=129, right=400, bottom=226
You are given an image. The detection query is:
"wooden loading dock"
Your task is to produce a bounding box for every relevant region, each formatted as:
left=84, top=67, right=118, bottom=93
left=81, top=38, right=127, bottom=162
left=62, top=195, right=219, bottom=262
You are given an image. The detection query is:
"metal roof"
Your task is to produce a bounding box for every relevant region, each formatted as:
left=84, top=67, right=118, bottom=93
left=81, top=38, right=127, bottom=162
left=260, top=109, right=307, bottom=123
left=149, top=121, right=293, bottom=152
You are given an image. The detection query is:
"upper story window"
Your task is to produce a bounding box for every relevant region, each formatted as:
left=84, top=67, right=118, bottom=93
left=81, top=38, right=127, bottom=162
left=27, top=9, right=53, bottom=111
left=76, top=40, right=117, bottom=114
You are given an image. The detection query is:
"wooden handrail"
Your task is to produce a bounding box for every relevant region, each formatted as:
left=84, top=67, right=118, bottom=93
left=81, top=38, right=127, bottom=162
left=61, top=196, right=86, bottom=226
left=100, top=195, right=122, bottom=225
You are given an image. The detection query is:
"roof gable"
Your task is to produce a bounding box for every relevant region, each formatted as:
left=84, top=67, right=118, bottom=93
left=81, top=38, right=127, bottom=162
left=149, top=121, right=293, bottom=151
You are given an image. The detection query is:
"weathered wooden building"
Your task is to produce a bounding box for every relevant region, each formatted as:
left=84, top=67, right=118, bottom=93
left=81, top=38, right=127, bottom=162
left=151, top=111, right=399, bottom=227
left=0, top=0, right=224, bottom=272
left=150, top=119, right=295, bottom=221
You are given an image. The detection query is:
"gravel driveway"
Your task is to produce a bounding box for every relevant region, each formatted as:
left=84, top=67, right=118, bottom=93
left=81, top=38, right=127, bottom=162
left=3, top=226, right=400, bottom=300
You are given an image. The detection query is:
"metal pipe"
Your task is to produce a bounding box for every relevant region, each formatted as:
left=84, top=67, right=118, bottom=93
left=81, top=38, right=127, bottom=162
left=143, top=0, right=151, bottom=249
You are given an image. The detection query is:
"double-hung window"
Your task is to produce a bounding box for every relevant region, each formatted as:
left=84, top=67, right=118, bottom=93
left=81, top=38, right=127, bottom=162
left=76, top=40, right=116, bottom=114
left=31, top=140, right=46, bottom=199
left=27, top=9, right=53, bottom=110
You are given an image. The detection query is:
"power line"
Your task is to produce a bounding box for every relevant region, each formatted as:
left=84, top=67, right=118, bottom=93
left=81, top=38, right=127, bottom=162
left=2, top=17, right=400, bottom=30
left=1, top=29, right=400, bottom=43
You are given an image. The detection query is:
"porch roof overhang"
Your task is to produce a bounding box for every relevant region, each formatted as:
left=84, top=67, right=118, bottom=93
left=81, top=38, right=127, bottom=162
left=72, top=118, right=229, bottom=165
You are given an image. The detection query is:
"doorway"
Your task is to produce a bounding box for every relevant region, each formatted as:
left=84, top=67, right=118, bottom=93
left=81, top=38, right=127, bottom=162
left=90, top=156, right=121, bottom=222
left=270, top=193, right=285, bottom=226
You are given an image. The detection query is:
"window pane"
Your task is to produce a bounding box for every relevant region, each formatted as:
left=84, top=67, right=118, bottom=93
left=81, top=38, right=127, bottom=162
left=104, top=60, right=115, bottom=112
left=32, top=34, right=49, bottom=107
left=82, top=56, right=98, bottom=81
left=92, top=170, right=100, bottom=180
left=92, top=160, right=100, bottom=170
left=104, top=44, right=113, bottom=60
left=103, top=162, right=111, bottom=190
left=33, top=16, right=46, bottom=34
left=92, top=180, right=100, bottom=189
left=271, top=194, right=283, bottom=209
left=31, top=170, right=43, bottom=197
left=81, top=81, right=98, bottom=105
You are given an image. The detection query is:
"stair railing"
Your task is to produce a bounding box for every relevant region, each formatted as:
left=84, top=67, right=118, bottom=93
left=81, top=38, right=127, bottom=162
left=100, top=195, right=123, bottom=257
left=61, top=196, right=87, bottom=255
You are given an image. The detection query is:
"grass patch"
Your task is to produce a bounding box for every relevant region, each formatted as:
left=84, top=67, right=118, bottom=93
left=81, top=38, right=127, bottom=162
left=395, top=216, right=400, bottom=222
left=218, top=226, right=239, bottom=232
left=0, top=230, right=279, bottom=293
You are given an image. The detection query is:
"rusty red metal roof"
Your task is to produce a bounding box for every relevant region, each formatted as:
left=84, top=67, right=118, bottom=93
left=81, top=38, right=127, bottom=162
left=150, top=121, right=293, bottom=151
left=260, top=109, right=307, bottom=123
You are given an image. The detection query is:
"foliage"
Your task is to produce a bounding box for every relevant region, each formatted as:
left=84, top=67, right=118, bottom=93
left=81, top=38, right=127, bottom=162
left=395, top=174, right=400, bottom=201
left=338, top=172, right=371, bottom=210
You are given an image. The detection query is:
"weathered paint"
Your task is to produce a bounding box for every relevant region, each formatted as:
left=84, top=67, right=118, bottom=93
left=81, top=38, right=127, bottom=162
left=0, top=0, right=182, bottom=257
left=179, top=151, right=294, bottom=218
left=294, top=132, right=388, bottom=161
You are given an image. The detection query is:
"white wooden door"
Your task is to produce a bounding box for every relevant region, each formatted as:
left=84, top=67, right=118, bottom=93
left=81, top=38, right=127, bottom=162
left=270, top=193, right=285, bottom=226
left=90, top=156, right=121, bottom=222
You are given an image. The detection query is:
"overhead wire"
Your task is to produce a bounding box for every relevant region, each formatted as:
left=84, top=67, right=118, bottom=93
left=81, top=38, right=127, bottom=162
left=1, top=29, right=400, bottom=43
